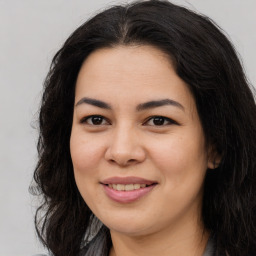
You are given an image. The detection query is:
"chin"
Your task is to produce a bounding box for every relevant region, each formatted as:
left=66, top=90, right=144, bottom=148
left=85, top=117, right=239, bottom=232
left=103, top=218, right=156, bottom=237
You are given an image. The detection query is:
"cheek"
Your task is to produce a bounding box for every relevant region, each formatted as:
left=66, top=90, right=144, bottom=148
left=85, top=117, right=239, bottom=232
left=70, top=133, right=100, bottom=170
left=149, top=133, right=207, bottom=183
left=149, top=135, right=207, bottom=218
left=70, top=132, right=104, bottom=175
left=70, top=132, right=105, bottom=207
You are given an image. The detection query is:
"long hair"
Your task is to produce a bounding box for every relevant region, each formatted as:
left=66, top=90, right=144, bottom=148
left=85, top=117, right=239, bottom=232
left=31, top=1, right=256, bottom=255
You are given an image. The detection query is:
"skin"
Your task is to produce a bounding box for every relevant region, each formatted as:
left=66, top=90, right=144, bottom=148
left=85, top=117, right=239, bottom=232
left=70, top=45, right=214, bottom=255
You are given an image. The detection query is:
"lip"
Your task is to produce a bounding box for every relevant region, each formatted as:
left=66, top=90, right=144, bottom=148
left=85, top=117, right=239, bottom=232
left=101, top=176, right=158, bottom=203
left=101, top=176, right=157, bottom=185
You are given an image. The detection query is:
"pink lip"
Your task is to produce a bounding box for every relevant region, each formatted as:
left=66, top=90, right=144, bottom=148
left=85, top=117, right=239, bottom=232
left=101, top=176, right=158, bottom=203
left=101, top=176, right=157, bottom=185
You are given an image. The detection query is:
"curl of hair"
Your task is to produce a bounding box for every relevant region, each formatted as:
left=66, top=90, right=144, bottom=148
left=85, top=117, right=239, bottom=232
left=31, top=1, right=256, bottom=255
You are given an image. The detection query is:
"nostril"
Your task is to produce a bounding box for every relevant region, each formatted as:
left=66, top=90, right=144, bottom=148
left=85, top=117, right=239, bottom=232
left=108, top=158, right=138, bottom=166
left=128, top=159, right=136, bottom=162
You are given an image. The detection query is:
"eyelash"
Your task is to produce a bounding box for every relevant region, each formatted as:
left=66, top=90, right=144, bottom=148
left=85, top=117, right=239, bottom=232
left=144, top=116, right=178, bottom=126
left=80, top=115, right=110, bottom=125
left=80, top=115, right=178, bottom=126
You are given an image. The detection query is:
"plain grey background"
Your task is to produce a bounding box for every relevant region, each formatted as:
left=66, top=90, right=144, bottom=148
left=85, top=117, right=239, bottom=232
left=0, top=0, right=255, bottom=255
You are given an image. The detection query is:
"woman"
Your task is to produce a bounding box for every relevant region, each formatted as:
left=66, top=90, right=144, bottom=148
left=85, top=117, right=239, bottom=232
left=32, top=0, right=256, bottom=255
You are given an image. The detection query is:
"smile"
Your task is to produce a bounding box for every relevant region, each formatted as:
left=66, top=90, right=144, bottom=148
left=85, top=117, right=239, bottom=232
left=108, top=184, right=147, bottom=191
left=101, top=176, right=158, bottom=203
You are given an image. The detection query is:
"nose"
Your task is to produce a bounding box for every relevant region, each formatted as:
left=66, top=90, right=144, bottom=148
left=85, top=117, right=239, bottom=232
left=104, top=125, right=146, bottom=167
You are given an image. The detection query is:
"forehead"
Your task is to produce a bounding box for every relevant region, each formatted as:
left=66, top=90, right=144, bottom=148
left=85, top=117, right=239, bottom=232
left=75, top=45, right=195, bottom=112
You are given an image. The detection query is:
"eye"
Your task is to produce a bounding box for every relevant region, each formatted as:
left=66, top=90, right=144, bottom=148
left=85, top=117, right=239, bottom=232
left=144, top=116, right=177, bottom=126
left=80, top=115, right=110, bottom=125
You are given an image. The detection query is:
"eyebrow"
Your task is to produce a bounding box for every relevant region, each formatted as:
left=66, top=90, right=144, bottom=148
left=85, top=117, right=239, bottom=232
left=75, top=97, right=184, bottom=111
left=136, top=99, right=184, bottom=111
left=75, top=97, right=111, bottom=109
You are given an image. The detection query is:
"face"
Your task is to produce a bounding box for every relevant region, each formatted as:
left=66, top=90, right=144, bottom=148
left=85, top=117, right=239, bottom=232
left=70, top=45, right=212, bottom=237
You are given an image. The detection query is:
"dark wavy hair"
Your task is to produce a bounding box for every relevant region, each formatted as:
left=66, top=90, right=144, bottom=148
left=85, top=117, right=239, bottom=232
left=31, top=1, right=256, bottom=255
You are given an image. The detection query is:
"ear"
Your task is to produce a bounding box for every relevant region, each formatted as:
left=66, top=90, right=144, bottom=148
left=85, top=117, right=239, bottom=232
left=207, top=144, right=222, bottom=169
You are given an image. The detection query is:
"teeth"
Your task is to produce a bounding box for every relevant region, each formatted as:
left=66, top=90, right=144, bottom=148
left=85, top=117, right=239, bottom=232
left=134, top=184, right=140, bottom=189
left=108, top=183, right=148, bottom=191
left=116, top=184, right=124, bottom=191
left=125, top=184, right=134, bottom=191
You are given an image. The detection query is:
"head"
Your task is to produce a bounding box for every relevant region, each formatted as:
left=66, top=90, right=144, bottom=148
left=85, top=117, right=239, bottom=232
left=70, top=44, right=211, bottom=240
left=33, top=1, right=256, bottom=256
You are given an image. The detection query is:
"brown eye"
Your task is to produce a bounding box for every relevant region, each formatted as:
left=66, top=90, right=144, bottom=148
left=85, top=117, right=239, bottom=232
left=144, top=116, right=177, bottom=126
left=81, top=115, right=109, bottom=125
left=91, top=116, right=104, bottom=125
left=152, top=116, right=165, bottom=126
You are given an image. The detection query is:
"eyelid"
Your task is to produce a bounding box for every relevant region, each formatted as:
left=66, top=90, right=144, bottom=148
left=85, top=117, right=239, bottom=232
left=79, top=115, right=178, bottom=126
left=143, top=116, right=178, bottom=126
left=80, top=115, right=111, bottom=125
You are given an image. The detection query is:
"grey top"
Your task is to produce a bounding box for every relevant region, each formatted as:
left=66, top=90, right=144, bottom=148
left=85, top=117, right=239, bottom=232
left=203, top=235, right=216, bottom=256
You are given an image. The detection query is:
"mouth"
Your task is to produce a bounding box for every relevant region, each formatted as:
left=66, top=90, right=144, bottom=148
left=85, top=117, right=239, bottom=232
left=101, top=176, right=158, bottom=203
left=106, top=183, right=152, bottom=191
